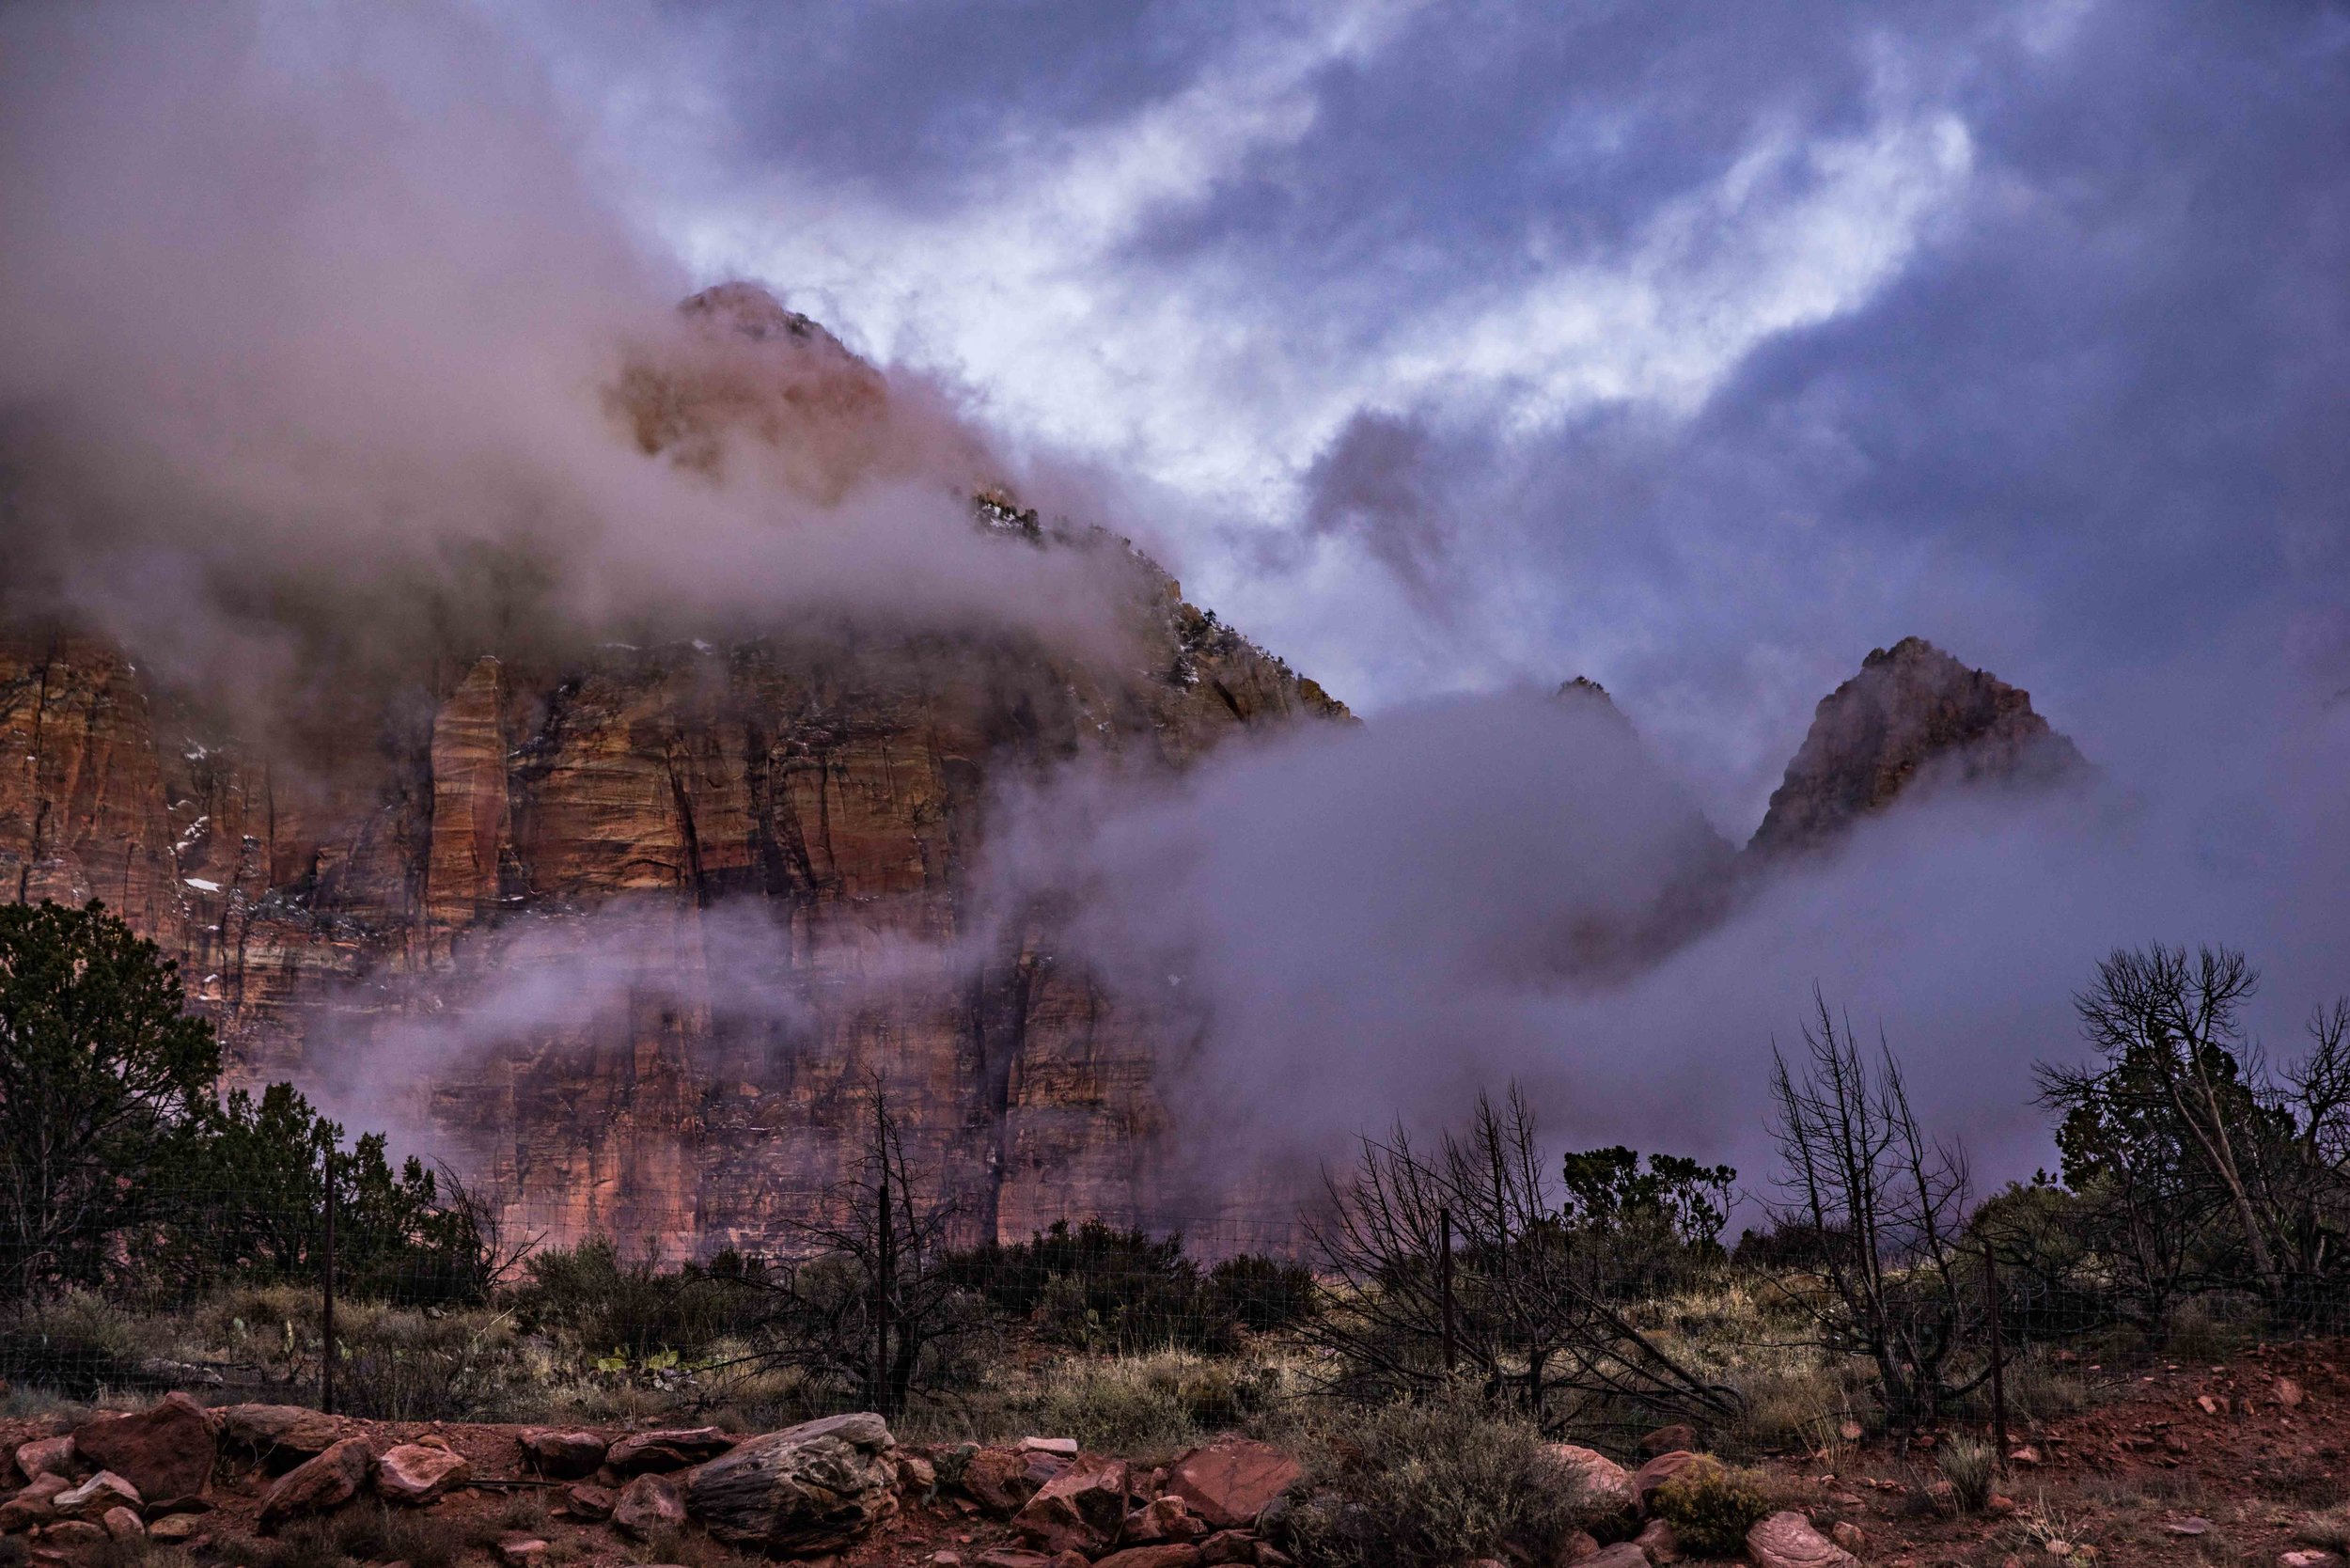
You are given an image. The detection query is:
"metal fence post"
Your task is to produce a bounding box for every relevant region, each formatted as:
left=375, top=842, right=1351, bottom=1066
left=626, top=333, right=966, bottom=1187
left=1982, top=1232, right=2008, bottom=1467
left=321, top=1145, right=337, bottom=1417
left=874, top=1096, right=894, bottom=1418
left=1439, top=1205, right=1457, bottom=1374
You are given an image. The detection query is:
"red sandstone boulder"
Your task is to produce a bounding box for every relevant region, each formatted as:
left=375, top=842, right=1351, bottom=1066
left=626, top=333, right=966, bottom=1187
left=683, top=1412, right=900, bottom=1557
left=1546, top=1443, right=1636, bottom=1521
left=1013, top=1457, right=1129, bottom=1556
left=613, top=1472, right=687, bottom=1541
left=1165, top=1440, right=1300, bottom=1532
left=560, top=1483, right=615, bottom=1522
left=72, top=1394, right=215, bottom=1508
left=1747, top=1511, right=1858, bottom=1568
left=12, top=1438, right=74, bottom=1483
left=607, top=1427, right=735, bottom=1475
left=259, top=1437, right=373, bottom=1529
left=102, top=1505, right=145, bottom=1542
left=1197, top=1529, right=1256, bottom=1564
left=219, top=1405, right=350, bottom=1470
left=1637, top=1424, right=1696, bottom=1458
left=1093, top=1546, right=1202, bottom=1568
left=44, top=1517, right=106, bottom=1546
left=1581, top=1544, right=1649, bottom=1568
left=1631, top=1450, right=1701, bottom=1508
left=962, top=1446, right=1065, bottom=1517
left=55, top=1471, right=142, bottom=1520
left=375, top=1443, right=471, bottom=1504
left=1125, top=1495, right=1206, bottom=1544
left=519, top=1429, right=608, bottom=1478
left=0, top=1473, right=69, bottom=1532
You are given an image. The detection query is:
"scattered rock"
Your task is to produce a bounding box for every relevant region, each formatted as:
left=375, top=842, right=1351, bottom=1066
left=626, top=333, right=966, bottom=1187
left=561, top=1483, right=616, bottom=1522
left=2196, top=1394, right=2225, bottom=1416
left=684, top=1412, right=900, bottom=1557
left=1197, top=1529, right=1255, bottom=1564
left=55, top=1471, right=143, bottom=1519
left=13, top=1438, right=75, bottom=1485
left=899, top=1453, right=938, bottom=1495
left=1636, top=1516, right=1678, bottom=1562
left=1581, top=1544, right=1649, bottom=1568
left=2008, top=1444, right=2041, bottom=1466
left=962, top=1447, right=1060, bottom=1517
left=1548, top=1444, right=1637, bottom=1521
left=376, top=1444, right=472, bottom=1504
left=1125, top=1496, right=1208, bottom=1546
left=1092, top=1546, right=1202, bottom=1568
left=2281, top=1552, right=2338, bottom=1567
left=2162, top=1516, right=2213, bottom=1537
left=1165, top=1439, right=1301, bottom=1531
left=259, top=1437, right=374, bottom=1529
left=1560, top=1530, right=1602, bottom=1563
left=41, top=1519, right=104, bottom=1547
left=1015, top=1458, right=1130, bottom=1557
left=974, top=1551, right=1057, bottom=1568
left=1637, top=1425, right=1697, bottom=1458
left=607, top=1427, right=735, bottom=1475
left=612, top=1473, right=686, bottom=1541
left=71, top=1393, right=215, bottom=1507
left=0, top=1475, right=69, bottom=1533
left=1830, top=1521, right=1865, bottom=1552
left=1836, top=1419, right=1864, bottom=1444
left=1632, top=1450, right=1701, bottom=1507
left=219, top=1405, right=350, bottom=1469
left=102, top=1506, right=144, bottom=1542
left=1747, top=1510, right=1859, bottom=1568
left=2278, top=1376, right=2308, bottom=1409
left=498, top=1535, right=549, bottom=1565
left=519, top=1430, right=608, bottom=1479
left=148, top=1515, right=206, bottom=1542
left=1020, top=1437, right=1081, bottom=1457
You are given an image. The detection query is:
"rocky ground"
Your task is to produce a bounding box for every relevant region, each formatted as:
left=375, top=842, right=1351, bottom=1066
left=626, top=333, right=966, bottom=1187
left=8, top=1338, right=2350, bottom=1568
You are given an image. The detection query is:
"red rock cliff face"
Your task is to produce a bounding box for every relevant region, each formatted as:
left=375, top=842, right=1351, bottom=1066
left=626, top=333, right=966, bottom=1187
left=0, top=584, right=1343, bottom=1255
left=0, top=281, right=1351, bottom=1255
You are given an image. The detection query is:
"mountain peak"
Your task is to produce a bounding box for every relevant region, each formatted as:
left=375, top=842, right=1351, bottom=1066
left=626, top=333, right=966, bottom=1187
left=1749, top=637, right=2088, bottom=856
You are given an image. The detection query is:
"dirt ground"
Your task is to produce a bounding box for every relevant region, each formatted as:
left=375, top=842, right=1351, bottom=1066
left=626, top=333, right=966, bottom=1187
left=1764, top=1338, right=2350, bottom=1568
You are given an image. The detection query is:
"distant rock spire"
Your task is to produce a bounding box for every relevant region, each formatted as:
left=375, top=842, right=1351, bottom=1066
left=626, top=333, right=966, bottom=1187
left=1748, top=636, right=2090, bottom=856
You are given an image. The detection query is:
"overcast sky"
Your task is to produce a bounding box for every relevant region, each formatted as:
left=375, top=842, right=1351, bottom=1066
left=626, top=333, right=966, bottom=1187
left=497, top=0, right=2350, bottom=822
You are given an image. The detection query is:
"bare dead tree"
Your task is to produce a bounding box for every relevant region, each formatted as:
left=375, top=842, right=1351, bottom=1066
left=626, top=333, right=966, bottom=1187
left=1304, top=1085, right=1743, bottom=1433
left=1766, top=991, right=1980, bottom=1430
left=2052, top=945, right=2283, bottom=1297
left=751, top=1084, right=984, bottom=1419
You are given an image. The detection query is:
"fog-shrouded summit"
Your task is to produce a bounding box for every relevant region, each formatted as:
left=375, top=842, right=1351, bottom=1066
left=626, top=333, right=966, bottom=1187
left=1747, top=636, right=2091, bottom=859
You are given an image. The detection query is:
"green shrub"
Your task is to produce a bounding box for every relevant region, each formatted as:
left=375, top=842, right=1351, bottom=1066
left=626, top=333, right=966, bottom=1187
left=1274, top=1391, right=1588, bottom=1568
left=1651, top=1456, right=1772, bottom=1557
left=2295, top=1507, right=2350, bottom=1555
left=1936, top=1435, right=1997, bottom=1513
left=511, top=1238, right=762, bottom=1359
left=0, top=1289, right=152, bottom=1397
left=1207, top=1254, right=1319, bottom=1331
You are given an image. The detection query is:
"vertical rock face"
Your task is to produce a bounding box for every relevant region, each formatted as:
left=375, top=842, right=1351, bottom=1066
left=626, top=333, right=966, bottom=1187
left=1748, top=635, right=2088, bottom=857
left=0, top=630, right=186, bottom=947
left=0, top=577, right=1342, bottom=1251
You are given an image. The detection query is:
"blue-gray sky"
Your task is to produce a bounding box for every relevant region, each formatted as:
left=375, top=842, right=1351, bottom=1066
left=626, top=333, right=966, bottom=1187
left=519, top=0, right=2350, bottom=818
left=5, top=1, right=2347, bottom=1180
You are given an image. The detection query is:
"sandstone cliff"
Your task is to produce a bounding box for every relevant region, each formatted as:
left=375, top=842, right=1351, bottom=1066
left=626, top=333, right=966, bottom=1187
left=1747, top=635, right=2089, bottom=857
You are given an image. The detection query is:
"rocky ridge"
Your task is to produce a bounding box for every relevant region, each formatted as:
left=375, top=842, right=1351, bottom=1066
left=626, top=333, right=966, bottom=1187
left=0, top=283, right=2084, bottom=1253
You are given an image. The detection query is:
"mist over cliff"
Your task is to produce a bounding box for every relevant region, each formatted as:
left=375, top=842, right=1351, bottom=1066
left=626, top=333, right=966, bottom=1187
left=3, top=1, right=2346, bottom=1238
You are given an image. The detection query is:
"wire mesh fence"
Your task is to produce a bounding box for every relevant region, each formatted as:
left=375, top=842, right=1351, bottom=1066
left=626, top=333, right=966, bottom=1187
left=5, top=1169, right=2350, bottom=1447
